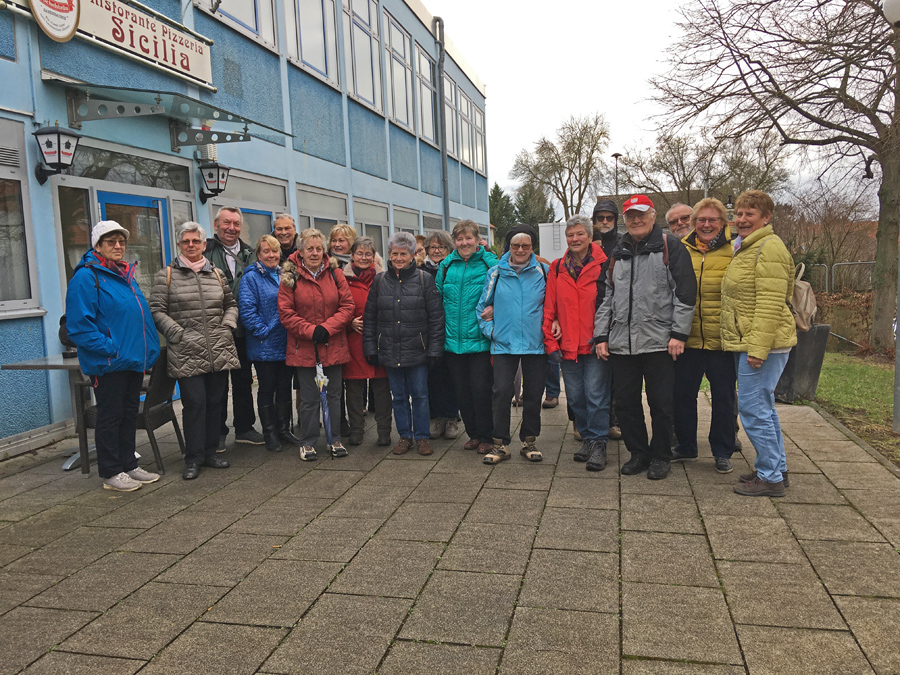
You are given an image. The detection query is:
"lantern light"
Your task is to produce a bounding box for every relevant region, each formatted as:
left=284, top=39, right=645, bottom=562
left=198, top=160, right=230, bottom=204
left=33, top=125, right=81, bottom=185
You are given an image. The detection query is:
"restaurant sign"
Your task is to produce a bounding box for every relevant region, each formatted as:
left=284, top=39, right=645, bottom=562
left=31, top=0, right=80, bottom=42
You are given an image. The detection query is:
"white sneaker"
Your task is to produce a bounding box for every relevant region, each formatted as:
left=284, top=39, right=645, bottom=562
left=127, top=467, right=160, bottom=484
left=430, top=418, right=446, bottom=439
left=103, top=472, right=142, bottom=492
left=444, top=419, right=460, bottom=439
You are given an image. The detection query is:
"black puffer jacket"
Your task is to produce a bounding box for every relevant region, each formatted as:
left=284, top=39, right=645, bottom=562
left=362, top=262, right=445, bottom=368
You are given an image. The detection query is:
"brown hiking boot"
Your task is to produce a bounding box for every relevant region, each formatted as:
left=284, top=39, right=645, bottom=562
left=476, top=441, right=493, bottom=455
left=417, top=438, right=433, bottom=455
left=393, top=437, right=412, bottom=455
left=739, top=470, right=789, bottom=487
left=733, top=476, right=785, bottom=497
left=464, top=438, right=480, bottom=450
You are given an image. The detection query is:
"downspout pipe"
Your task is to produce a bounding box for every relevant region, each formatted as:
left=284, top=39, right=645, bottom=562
left=432, top=16, right=450, bottom=232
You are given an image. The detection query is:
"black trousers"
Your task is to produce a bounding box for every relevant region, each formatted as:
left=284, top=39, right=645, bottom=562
left=346, top=377, right=392, bottom=436
left=220, top=335, right=255, bottom=435
left=673, top=348, right=737, bottom=458
left=180, top=370, right=229, bottom=464
left=610, top=351, right=675, bottom=462
left=93, top=370, right=143, bottom=478
left=492, top=354, right=545, bottom=444
left=444, top=351, right=494, bottom=443
left=253, top=360, right=293, bottom=410
left=427, top=357, right=459, bottom=419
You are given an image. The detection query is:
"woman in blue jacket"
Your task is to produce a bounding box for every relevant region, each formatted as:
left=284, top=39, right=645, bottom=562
left=65, top=221, right=161, bottom=492
left=238, top=235, right=301, bottom=452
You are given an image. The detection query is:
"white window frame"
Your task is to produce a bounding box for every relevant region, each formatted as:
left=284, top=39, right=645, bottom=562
left=474, top=104, right=486, bottom=175
left=287, top=0, right=341, bottom=87
left=194, top=0, right=277, bottom=51
left=384, top=11, right=413, bottom=130
left=459, top=90, right=474, bottom=167
left=342, top=0, right=382, bottom=112
left=416, top=44, right=437, bottom=146
left=443, top=74, right=457, bottom=158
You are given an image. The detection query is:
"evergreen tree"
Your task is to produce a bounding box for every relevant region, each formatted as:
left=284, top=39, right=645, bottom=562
left=489, top=182, right=516, bottom=244
left=515, top=183, right=555, bottom=226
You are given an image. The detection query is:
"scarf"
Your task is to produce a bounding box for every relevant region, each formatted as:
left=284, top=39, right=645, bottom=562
left=179, top=254, right=207, bottom=274
left=352, top=265, right=376, bottom=286
left=696, top=228, right=726, bottom=255
left=331, top=252, right=351, bottom=269
left=562, top=248, right=593, bottom=280
left=91, top=251, right=128, bottom=278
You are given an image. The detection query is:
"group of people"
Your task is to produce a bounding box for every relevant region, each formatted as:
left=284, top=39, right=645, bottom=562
left=66, top=188, right=796, bottom=498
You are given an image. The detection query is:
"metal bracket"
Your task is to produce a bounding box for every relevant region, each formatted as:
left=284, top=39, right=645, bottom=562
left=68, top=94, right=164, bottom=127
left=170, top=121, right=250, bottom=152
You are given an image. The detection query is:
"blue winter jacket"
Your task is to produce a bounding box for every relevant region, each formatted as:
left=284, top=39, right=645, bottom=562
left=238, top=261, right=287, bottom=362
left=476, top=252, right=549, bottom=355
left=436, top=245, right=499, bottom=354
left=65, top=251, right=160, bottom=377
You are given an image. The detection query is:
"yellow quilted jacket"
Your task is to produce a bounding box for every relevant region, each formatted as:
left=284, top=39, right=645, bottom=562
left=683, top=228, right=732, bottom=351
left=720, top=225, right=797, bottom=359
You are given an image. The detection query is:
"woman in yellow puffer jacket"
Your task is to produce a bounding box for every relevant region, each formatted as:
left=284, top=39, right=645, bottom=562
left=672, top=198, right=737, bottom=474
left=721, top=190, right=797, bottom=497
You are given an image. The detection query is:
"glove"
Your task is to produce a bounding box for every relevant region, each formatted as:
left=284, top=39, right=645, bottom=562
left=548, top=350, right=563, bottom=365
left=429, top=356, right=442, bottom=370
left=365, top=354, right=379, bottom=366
left=312, top=326, right=329, bottom=345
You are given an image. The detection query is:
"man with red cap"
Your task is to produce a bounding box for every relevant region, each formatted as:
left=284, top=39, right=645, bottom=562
left=593, top=195, right=697, bottom=480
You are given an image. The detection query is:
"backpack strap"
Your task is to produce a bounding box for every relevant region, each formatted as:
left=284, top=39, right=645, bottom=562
left=662, top=233, right=669, bottom=267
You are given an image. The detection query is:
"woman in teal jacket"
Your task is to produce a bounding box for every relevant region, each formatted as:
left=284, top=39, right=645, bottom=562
left=436, top=220, right=499, bottom=454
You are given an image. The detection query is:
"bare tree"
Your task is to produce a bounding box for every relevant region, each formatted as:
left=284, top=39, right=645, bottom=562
left=510, top=114, right=610, bottom=220
left=652, top=0, right=899, bottom=351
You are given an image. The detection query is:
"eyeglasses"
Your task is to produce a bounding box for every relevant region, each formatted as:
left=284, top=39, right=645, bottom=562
left=101, top=238, right=127, bottom=247
left=428, top=245, right=447, bottom=252
left=510, top=243, right=532, bottom=250
left=353, top=251, right=375, bottom=259
left=667, top=215, right=691, bottom=226
left=594, top=215, right=616, bottom=223
left=696, top=217, right=721, bottom=225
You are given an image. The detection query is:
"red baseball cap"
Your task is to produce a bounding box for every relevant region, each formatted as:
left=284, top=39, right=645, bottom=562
left=622, top=194, right=654, bottom=213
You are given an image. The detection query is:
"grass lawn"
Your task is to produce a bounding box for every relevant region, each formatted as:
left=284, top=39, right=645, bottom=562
left=813, top=352, right=900, bottom=464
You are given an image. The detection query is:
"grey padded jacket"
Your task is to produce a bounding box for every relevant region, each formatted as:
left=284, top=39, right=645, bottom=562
left=150, top=257, right=240, bottom=379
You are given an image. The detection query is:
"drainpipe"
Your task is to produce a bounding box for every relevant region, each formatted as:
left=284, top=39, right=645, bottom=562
left=432, top=16, right=450, bottom=232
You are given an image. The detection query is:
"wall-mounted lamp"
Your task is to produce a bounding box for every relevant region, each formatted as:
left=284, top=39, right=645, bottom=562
left=33, top=125, right=81, bottom=185
left=199, top=160, right=230, bottom=204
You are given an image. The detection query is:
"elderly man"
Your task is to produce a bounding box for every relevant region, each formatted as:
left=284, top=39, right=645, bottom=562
left=273, top=213, right=300, bottom=264
left=594, top=195, right=697, bottom=480
left=205, top=206, right=264, bottom=448
left=666, top=203, right=693, bottom=238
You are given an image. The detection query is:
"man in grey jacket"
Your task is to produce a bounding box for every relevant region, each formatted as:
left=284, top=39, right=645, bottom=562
left=594, top=195, right=697, bottom=480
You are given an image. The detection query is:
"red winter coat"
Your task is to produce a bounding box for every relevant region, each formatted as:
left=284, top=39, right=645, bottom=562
left=278, top=252, right=353, bottom=368
left=343, top=264, right=388, bottom=380
left=543, top=242, right=608, bottom=360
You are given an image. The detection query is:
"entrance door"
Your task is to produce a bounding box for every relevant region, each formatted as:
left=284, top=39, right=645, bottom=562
left=98, top=192, right=171, bottom=296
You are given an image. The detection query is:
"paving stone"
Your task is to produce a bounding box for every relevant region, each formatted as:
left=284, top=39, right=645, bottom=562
left=622, top=582, right=741, bottom=664
left=546, top=476, right=618, bottom=510
left=188, top=481, right=280, bottom=515
left=225, top=497, right=333, bottom=536
left=5, top=526, right=143, bottom=577
left=782, top=447, right=822, bottom=474
left=777, top=503, right=886, bottom=542
left=0, top=505, right=108, bottom=547
left=0, top=494, right=64, bottom=522
left=430, top=449, right=495, bottom=476
left=842, top=489, right=900, bottom=520
left=784, top=422, right=850, bottom=442
left=437, top=522, right=535, bottom=574
left=313, top=446, right=388, bottom=471
left=278, top=469, right=366, bottom=499
left=801, top=441, right=878, bottom=463
left=736, top=624, right=873, bottom=674
left=376, top=501, right=468, bottom=541
left=0, top=571, right=61, bottom=614
left=621, top=493, right=703, bottom=534
left=137, top=622, right=286, bottom=675
left=202, top=559, right=340, bottom=626
left=683, top=457, right=754, bottom=485
left=262, top=594, right=410, bottom=674
left=156, top=532, right=285, bottom=587
left=272, top=516, right=382, bottom=562
left=694, top=484, right=782, bottom=518
left=622, top=531, right=719, bottom=588
left=466, top=488, right=546, bottom=526
left=533, top=507, right=618, bottom=552
left=518, top=548, right=618, bottom=612
left=501, top=606, right=619, bottom=674
left=124, top=510, right=239, bottom=554
left=801, top=540, right=900, bottom=597
left=833, top=596, right=900, bottom=675
left=0, top=543, right=32, bottom=567
left=88, top=485, right=199, bottom=529
left=622, top=662, right=745, bottom=675
left=399, top=570, right=519, bottom=646
left=406, top=473, right=486, bottom=503
left=329, top=538, right=442, bottom=598
left=553, top=452, right=620, bottom=478
left=776, top=474, right=848, bottom=505
left=0, top=472, right=58, bottom=501
left=620, top=464, right=693, bottom=496
left=870, top=517, right=900, bottom=547
left=704, top=515, right=805, bottom=563
left=718, top=560, right=845, bottom=629
left=356, top=458, right=435, bottom=486
left=378, top=642, right=500, bottom=675
left=322, top=484, right=414, bottom=519
left=59, top=581, right=227, bottom=658
left=815, top=461, right=900, bottom=491
left=484, top=463, right=554, bottom=491
left=0, top=606, right=98, bottom=675
left=20, top=652, right=144, bottom=675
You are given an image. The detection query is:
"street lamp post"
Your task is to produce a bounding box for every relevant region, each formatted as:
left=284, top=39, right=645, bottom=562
left=612, top=152, right=622, bottom=226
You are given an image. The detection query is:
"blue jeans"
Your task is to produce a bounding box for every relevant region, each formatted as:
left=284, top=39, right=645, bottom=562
left=545, top=359, right=561, bottom=397
left=387, top=365, right=430, bottom=441
left=560, top=354, right=611, bottom=441
left=736, top=352, right=790, bottom=483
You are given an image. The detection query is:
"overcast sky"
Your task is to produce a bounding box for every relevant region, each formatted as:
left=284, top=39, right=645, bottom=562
left=424, top=0, right=688, bottom=194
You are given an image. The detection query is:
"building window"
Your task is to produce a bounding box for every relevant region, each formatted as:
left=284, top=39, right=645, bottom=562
left=459, top=91, right=473, bottom=166
left=394, top=207, right=418, bottom=234
left=354, top=198, right=389, bottom=257
left=385, top=12, right=412, bottom=129
left=416, top=46, right=436, bottom=144
left=443, top=75, right=457, bottom=157
left=474, top=105, right=486, bottom=174
left=342, top=0, right=382, bottom=110
left=287, top=0, right=340, bottom=84
left=0, top=120, right=38, bottom=315
left=298, top=185, right=348, bottom=241
left=214, top=0, right=276, bottom=47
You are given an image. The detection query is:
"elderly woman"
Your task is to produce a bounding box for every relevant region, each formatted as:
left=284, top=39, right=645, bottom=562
left=437, top=220, right=499, bottom=454
left=544, top=215, right=611, bottom=471
left=150, top=222, right=238, bottom=480
left=66, top=221, right=161, bottom=492
left=279, top=228, right=354, bottom=461
left=671, top=198, right=737, bottom=473
left=364, top=232, right=445, bottom=455
left=343, top=236, right=393, bottom=447
left=422, top=230, right=460, bottom=440
left=722, top=190, right=797, bottom=497
left=238, top=235, right=301, bottom=453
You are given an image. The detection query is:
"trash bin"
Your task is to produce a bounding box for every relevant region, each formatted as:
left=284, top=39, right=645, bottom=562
left=775, top=323, right=830, bottom=403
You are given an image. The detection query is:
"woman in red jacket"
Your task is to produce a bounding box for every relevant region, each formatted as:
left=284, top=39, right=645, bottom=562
left=343, top=236, right=393, bottom=447
left=278, top=228, right=354, bottom=461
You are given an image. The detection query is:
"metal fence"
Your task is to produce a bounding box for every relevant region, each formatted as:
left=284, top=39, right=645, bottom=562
left=805, top=262, right=875, bottom=293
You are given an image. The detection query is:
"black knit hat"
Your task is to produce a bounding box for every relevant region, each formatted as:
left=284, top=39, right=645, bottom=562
left=503, top=223, right=539, bottom=253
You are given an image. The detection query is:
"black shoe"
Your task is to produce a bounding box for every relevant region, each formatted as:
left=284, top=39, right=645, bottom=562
left=348, top=433, right=363, bottom=446
left=235, top=428, right=265, bottom=445
left=586, top=440, right=607, bottom=471
left=647, top=459, right=671, bottom=480
left=670, top=446, right=698, bottom=461
left=715, top=457, right=734, bottom=473
left=377, top=431, right=392, bottom=447
left=574, top=439, right=593, bottom=462
left=203, top=456, right=230, bottom=469
left=621, top=456, right=651, bottom=475
left=258, top=404, right=282, bottom=453
left=276, top=401, right=302, bottom=446
left=182, top=463, right=200, bottom=480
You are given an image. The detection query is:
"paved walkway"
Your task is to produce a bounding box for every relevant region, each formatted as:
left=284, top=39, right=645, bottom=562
left=1, top=395, right=899, bottom=674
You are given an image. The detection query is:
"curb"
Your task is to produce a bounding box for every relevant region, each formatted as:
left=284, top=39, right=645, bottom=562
left=806, top=401, right=900, bottom=479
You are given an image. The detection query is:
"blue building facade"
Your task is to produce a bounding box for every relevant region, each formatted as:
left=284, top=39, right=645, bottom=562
left=0, top=0, right=488, bottom=444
